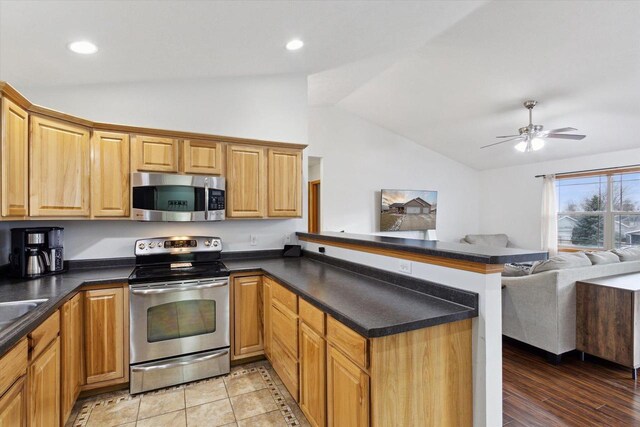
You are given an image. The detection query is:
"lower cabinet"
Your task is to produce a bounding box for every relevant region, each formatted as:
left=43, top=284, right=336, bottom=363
left=327, top=344, right=369, bottom=427
left=28, top=337, right=61, bottom=427
left=232, top=276, right=264, bottom=359
left=263, top=278, right=273, bottom=360
left=299, top=322, right=326, bottom=427
left=0, top=375, right=26, bottom=427
left=60, top=293, right=83, bottom=424
left=83, top=287, right=127, bottom=386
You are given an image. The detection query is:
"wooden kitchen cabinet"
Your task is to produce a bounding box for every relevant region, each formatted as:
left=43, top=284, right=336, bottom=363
left=28, top=338, right=60, bottom=427
left=182, top=139, right=224, bottom=175
left=263, top=277, right=273, bottom=360
left=83, top=287, right=126, bottom=386
left=131, top=135, right=179, bottom=173
left=91, top=131, right=130, bottom=217
left=226, top=145, right=266, bottom=218
left=60, top=294, right=83, bottom=425
left=29, top=116, right=90, bottom=217
left=232, top=276, right=264, bottom=359
left=0, top=375, right=26, bottom=427
left=299, top=322, right=326, bottom=427
left=0, top=97, right=29, bottom=218
left=271, top=294, right=299, bottom=400
left=327, top=344, right=369, bottom=427
left=267, top=148, right=302, bottom=217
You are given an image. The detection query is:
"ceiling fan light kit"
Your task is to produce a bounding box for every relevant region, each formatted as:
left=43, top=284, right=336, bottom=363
left=482, top=100, right=586, bottom=152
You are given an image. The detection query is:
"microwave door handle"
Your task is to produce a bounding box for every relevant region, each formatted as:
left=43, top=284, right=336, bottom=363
left=204, top=178, right=209, bottom=220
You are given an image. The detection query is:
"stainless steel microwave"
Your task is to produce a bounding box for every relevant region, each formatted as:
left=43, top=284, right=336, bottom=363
left=132, top=172, right=225, bottom=221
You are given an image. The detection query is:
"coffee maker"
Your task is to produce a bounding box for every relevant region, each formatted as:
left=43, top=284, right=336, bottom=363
left=9, top=227, right=65, bottom=278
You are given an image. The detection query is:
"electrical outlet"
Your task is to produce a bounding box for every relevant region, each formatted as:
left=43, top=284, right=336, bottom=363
left=398, top=260, right=412, bottom=274
left=284, top=234, right=291, bottom=244
left=250, top=235, right=258, bottom=246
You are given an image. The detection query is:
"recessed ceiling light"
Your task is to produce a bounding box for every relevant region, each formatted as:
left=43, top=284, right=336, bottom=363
left=68, top=41, right=98, bottom=55
left=285, top=39, right=304, bottom=51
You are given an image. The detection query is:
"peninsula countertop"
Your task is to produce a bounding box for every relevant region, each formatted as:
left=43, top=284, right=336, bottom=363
left=297, top=231, right=549, bottom=264
left=0, top=254, right=477, bottom=355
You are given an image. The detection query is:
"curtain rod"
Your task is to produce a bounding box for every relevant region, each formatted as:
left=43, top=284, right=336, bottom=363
left=534, top=164, right=640, bottom=178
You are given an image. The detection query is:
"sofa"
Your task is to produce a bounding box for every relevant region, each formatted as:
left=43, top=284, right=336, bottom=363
left=502, top=250, right=640, bottom=361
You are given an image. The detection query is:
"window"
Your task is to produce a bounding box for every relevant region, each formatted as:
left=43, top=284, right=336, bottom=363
left=556, top=171, right=640, bottom=249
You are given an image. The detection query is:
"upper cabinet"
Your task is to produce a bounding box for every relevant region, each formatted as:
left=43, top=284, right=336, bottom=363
left=182, top=139, right=224, bottom=175
left=30, top=116, right=90, bottom=217
left=226, top=145, right=266, bottom=218
left=1, top=97, right=29, bottom=218
left=131, top=135, right=179, bottom=173
left=268, top=148, right=302, bottom=217
left=91, top=131, right=130, bottom=217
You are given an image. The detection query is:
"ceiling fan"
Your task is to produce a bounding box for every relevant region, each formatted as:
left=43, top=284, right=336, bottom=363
left=481, top=100, right=586, bottom=152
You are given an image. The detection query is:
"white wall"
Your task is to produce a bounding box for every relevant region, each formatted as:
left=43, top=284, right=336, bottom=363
left=308, top=106, right=480, bottom=242
left=0, top=75, right=308, bottom=261
left=479, top=147, right=640, bottom=250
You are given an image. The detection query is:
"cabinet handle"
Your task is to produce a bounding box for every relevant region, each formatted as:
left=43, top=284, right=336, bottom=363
left=358, top=382, right=363, bottom=405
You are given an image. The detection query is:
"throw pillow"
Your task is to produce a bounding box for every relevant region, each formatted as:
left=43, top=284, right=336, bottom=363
left=585, top=251, right=620, bottom=265
left=531, top=252, right=592, bottom=274
left=502, top=263, right=533, bottom=277
left=463, top=234, right=509, bottom=248
left=612, top=247, right=640, bottom=262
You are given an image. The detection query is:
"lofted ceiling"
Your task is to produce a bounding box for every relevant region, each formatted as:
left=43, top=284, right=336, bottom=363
left=0, top=0, right=483, bottom=87
left=312, top=0, right=640, bottom=170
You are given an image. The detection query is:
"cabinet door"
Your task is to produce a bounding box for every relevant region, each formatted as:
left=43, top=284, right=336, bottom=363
left=60, top=294, right=83, bottom=425
left=267, top=148, right=302, bottom=217
left=233, top=276, right=264, bottom=358
left=226, top=145, right=266, bottom=218
left=182, top=140, right=223, bottom=175
left=91, top=131, right=130, bottom=217
left=0, top=97, right=29, bottom=217
left=263, top=278, right=273, bottom=360
left=30, top=116, right=90, bottom=216
left=0, top=375, right=26, bottom=427
left=327, top=345, right=369, bottom=427
left=299, top=322, right=326, bottom=427
left=132, top=135, right=178, bottom=172
left=28, top=338, right=60, bottom=427
left=84, top=288, right=125, bottom=385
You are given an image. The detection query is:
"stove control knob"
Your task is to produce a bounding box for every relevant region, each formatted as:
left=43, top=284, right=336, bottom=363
left=138, top=242, right=146, bottom=250
left=149, top=242, right=156, bottom=248
left=213, top=241, right=219, bottom=247
left=204, top=240, right=211, bottom=247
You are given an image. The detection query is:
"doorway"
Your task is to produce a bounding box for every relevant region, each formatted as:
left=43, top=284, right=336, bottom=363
left=308, top=157, right=322, bottom=233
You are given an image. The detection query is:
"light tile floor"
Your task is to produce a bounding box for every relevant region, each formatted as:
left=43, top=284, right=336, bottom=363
left=67, top=360, right=310, bottom=427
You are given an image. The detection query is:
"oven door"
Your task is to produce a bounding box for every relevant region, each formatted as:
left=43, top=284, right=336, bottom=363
left=129, top=278, right=229, bottom=364
left=131, top=172, right=225, bottom=222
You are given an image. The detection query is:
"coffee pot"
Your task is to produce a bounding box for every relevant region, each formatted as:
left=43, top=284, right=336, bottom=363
left=25, top=248, right=48, bottom=277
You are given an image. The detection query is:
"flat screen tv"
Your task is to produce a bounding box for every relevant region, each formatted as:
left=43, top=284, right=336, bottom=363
left=380, top=189, right=438, bottom=232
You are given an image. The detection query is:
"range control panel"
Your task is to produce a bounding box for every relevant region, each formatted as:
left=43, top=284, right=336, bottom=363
left=134, top=236, right=222, bottom=256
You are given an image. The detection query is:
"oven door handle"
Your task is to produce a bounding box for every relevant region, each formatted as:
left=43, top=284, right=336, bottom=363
left=130, top=280, right=228, bottom=295
left=130, top=349, right=229, bottom=372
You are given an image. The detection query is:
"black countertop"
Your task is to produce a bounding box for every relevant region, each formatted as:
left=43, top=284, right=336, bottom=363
left=297, top=231, right=548, bottom=264
left=0, top=255, right=477, bottom=355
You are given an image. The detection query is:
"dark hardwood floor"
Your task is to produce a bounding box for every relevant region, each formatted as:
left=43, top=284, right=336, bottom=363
left=503, top=339, right=640, bottom=426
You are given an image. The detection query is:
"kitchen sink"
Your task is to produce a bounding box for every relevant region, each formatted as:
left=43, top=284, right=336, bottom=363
left=0, top=299, right=48, bottom=331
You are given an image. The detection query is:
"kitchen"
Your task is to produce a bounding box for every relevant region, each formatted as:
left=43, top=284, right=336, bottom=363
left=0, top=3, right=548, bottom=426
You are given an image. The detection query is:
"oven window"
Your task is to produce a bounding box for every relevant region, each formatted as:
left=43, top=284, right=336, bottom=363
left=147, top=299, right=216, bottom=342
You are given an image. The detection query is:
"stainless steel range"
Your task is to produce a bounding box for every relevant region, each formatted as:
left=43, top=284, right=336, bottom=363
left=128, top=236, right=230, bottom=394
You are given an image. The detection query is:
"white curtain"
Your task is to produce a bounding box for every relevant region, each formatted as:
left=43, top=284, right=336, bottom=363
left=541, top=174, right=558, bottom=257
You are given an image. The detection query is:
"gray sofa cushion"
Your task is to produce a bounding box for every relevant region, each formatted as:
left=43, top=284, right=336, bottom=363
left=585, top=251, right=620, bottom=265
left=502, top=263, right=532, bottom=277
left=612, top=247, right=640, bottom=262
left=463, top=233, right=509, bottom=248
left=531, top=252, right=592, bottom=274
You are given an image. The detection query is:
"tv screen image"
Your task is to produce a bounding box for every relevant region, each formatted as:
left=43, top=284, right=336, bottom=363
left=380, top=189, right=437, bottom=232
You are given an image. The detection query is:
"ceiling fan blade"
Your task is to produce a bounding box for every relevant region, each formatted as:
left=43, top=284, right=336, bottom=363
left=545, top=133, right=586, bottom=140
left=541, top=127, right=577, bottom=134
left=496, top=134, right=520, bottom=138
left=481, top=136, right=523, bottom=149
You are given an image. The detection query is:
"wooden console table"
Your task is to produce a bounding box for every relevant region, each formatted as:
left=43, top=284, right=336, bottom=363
left=576, top=272, right=640, bottom=379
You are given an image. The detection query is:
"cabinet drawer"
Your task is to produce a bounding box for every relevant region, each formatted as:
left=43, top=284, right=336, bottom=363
left=271, top=300, right=298, bottom=357
left=271, top=335, right=299, bottom=400
left=29, top=311, right=60, bottom=361
left=0, top=339, right=27, bottom=395
left=271, top=280, right=297, bottom=314
left=327, top=316, right=368, bottom=370
left=299, top=298, right=325, bottom=335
